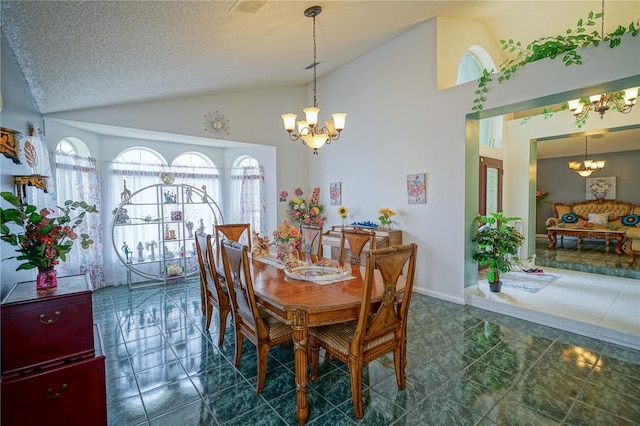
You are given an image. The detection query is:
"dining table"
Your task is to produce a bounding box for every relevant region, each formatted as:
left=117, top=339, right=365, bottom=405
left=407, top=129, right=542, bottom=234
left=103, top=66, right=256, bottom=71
left=243, top=253, right=406, bottom=425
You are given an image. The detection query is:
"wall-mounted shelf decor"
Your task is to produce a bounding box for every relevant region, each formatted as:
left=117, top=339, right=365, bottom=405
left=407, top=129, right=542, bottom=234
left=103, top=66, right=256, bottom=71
left=1, top=127, right=22, bottom=164
left=14, top=174, right=49, bottom=204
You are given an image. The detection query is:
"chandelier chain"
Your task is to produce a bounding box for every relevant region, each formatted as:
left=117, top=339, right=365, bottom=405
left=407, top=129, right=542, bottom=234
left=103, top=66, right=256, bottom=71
left=312, top=13, right=318, bottom=108
left=601, top=0, right=604, bottom=40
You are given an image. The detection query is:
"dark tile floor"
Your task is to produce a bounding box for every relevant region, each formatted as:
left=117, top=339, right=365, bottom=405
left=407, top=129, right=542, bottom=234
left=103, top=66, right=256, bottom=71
left=535, top=236, right=640, bottom=280
left=94, top=280, right=640, bottom=426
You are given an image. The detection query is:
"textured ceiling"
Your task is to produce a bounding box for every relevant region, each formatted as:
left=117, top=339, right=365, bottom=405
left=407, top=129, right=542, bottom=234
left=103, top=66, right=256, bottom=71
left=1, top=1, right=638, bottom=156
left=3, top=0, right=638, bottom=114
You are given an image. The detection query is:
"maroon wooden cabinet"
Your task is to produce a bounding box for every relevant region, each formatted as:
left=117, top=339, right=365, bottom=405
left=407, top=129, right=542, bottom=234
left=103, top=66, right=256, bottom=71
left=1, top=274, right=107, bottom=426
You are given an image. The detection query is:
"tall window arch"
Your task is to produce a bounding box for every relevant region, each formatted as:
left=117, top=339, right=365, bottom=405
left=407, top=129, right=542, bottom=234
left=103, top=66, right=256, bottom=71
left=230, top=156, right=265, bottom=235
left=54, top=137, right=104, bottom=287
left=104, top=148, right=168, bottom=285
left=456, top=46, right=503, bottom=147
left=171, top=152, right=222, bottom=209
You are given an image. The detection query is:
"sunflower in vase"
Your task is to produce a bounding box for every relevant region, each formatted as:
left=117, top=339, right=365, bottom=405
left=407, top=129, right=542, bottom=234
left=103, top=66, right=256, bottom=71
left=378, top=208, right=396, bottom=229
left=0, top=192, right=98, bottom=289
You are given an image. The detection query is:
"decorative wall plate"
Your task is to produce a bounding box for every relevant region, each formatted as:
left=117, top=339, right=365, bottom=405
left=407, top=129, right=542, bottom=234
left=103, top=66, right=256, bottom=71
left=203, top=110, right=231, bottom=139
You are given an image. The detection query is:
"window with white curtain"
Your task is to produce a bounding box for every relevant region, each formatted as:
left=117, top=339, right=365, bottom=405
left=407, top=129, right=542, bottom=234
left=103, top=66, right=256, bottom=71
left=104, top=148, right=168, bottom=285
left=171, top=152, right=222, bottom=213
left=104, top=148, right=223, bottom=285
left=54, top=139, right=104, bottom=287
left=229, top=156, right=265, bottom=235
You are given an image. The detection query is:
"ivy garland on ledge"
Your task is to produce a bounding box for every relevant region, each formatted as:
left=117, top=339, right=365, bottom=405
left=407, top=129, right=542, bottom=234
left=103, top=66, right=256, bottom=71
left=472, top=10, right=639, bottom=128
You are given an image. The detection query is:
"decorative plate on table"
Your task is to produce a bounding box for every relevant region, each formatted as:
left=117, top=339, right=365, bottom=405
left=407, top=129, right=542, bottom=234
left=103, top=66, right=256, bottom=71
left=284, top=264, right=350, bottom=282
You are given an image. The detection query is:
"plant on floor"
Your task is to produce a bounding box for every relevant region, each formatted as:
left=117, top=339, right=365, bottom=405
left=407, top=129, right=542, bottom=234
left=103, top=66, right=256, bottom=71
left=471, top=9, right=639, bottom=127
left=472, top=211, right=525, bottom=290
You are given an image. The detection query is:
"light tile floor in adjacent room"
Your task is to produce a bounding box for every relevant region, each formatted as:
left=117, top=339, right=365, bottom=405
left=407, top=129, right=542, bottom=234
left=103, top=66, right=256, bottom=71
left=94, top=279, right=640, bottom=426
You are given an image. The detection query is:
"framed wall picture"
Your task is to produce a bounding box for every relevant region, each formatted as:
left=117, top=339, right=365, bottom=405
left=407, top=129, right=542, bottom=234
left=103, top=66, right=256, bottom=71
left=330, top=182, right=341, bottom=205
left=586, top=176, right=616, bottom=200
left=406, top=173, right=426, bottom=204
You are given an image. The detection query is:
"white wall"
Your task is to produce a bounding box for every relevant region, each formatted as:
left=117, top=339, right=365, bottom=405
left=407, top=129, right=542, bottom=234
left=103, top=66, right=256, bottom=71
left=308, top=20, right=470, bottom=303
left=0, top=33, right=44, bottom=297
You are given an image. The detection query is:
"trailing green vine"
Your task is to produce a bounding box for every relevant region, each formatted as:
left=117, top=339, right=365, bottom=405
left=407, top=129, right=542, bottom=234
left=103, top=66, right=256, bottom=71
left=472, top=10, right=639, bottom=126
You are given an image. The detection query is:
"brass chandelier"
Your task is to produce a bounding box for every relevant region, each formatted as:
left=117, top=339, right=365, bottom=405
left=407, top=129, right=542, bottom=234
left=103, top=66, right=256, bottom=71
left=281, top=5, right=346, bottom=154
left=568, top=136, right=605, bottom=177
left=568, top=89, right=638, bottom=121
left=567, top=0, right=638, bottom=121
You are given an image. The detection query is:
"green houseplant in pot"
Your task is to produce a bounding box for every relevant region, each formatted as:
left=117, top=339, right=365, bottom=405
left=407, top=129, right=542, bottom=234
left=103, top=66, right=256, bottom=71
left=472, top=211, right=525, bottom=292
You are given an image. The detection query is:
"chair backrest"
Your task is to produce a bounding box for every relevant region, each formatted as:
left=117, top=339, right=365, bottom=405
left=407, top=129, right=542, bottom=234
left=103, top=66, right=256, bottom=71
left=194, top=231, right=225, bottom=303
left=216, top=223, right=251, bottom=251
left=339, top=228, right=376, bottom=265
left=299, top=224, right=323, bottom=257
left=220, top=239, right=266, bottom=337
left=354, top=244, right=417, bottom=354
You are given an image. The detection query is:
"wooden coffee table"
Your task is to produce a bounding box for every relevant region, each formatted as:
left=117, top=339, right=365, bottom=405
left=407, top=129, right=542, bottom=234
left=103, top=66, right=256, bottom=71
left=547, top=226, right=625, bottom=254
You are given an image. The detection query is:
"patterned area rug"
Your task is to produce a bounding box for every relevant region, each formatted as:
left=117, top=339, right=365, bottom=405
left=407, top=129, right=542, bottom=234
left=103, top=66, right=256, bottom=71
left=496, top=271, right=560, bottom=293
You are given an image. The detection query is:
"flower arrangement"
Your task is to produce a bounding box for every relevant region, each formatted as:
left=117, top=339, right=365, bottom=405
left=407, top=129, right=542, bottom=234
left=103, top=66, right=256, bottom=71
left=378, top=208, right=396, bottom=228
left=0, top=192, right=98, bottom=271
left=272, top=218, right=301, bottom=244
left=279, top=187, right=326, bottom=226
left=536, top=190, right=548, bottom=203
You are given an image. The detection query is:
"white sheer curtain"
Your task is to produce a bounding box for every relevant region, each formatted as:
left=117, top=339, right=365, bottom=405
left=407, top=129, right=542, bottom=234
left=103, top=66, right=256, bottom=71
left=104, top=160, right=165, bottom=285
left=172, top=164, right=222, bottom=215
left=104, top=160, right=222, bottom=285
left=229, top=165, right=265, bottom=235
left=54, top=153, right=104, bottom=287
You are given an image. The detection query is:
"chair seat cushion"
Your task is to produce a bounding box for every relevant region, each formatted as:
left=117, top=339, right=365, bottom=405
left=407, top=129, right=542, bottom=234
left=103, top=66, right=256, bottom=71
left=263, top=312, right=292, bottom=341
left=309, top=321, right=395, bottom=357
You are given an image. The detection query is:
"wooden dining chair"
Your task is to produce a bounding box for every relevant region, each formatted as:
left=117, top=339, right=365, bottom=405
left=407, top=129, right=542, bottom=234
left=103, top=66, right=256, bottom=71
left=339, top=227, right=376, bottom=265
left=299, top=224, right=323, bottom=258
left=194, top=231, right=232, bottom=346
left=215, top=223, right=251, bottom=251
left=309, top=243, right=418, bottom=419
left=220, top=240, right=293, bottom=393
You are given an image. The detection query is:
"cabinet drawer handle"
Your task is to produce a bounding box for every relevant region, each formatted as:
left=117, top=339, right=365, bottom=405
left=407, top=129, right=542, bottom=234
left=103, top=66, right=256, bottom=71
left=46, top=384, right=68, bottom=398
left=39, top=311, right=61, bottom=324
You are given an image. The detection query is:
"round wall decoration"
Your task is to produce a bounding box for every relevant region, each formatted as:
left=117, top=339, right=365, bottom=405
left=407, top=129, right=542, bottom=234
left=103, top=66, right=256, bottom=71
left=203, top=110, right=231, bottom=139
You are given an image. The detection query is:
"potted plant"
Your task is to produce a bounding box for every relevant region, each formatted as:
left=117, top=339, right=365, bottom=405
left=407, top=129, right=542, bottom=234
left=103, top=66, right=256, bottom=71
left=472, top=211, right=524, bottom=292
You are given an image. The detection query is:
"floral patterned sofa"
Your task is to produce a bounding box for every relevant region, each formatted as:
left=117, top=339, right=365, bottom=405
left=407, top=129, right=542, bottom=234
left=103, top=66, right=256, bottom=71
left=545, top=199, right=640, bottom=228
left=545, top=199, right=640, bottom=262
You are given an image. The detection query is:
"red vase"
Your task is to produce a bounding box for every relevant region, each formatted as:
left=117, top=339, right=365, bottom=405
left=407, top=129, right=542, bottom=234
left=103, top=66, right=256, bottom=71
left=36, top=266, right=57, bottom=290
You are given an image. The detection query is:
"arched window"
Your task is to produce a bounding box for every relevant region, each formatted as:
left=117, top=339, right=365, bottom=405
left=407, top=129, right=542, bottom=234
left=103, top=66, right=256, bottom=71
left=457, top=46, right=503, bottom=147
left=104, top=148, right=168, bottom=285
left=230, top=156, right=265, bottom=235
left=54, top=137, right=104, bottom=286
left=55, top=137, right=90, bottom=157
left=171, top=152, right=222, bottom=212
left=457, top=51, right=484, bottom=85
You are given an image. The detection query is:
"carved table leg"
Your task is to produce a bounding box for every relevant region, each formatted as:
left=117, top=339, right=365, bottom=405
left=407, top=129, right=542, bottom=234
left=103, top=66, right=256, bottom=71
left=615, top=235, right=624, bottom=255
left=292, top=311, right=309, bottom=425
left=547, top=230, right=557, bottom=249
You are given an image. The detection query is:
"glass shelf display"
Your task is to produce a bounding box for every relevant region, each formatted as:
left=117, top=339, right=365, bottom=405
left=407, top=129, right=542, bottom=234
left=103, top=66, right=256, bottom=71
left=111, top=183, right=223, bottom=288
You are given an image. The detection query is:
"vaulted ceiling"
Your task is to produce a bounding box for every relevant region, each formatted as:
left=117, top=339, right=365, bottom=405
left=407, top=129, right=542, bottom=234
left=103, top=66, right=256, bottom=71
left=2, top=1, right=638, bottom=157
left=3, top=1, right=637, bottom=114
